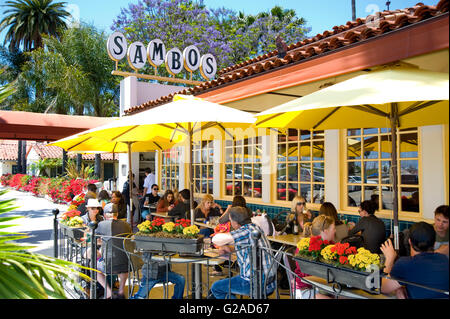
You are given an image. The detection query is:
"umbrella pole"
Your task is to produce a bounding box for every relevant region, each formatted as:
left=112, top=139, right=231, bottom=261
left=188, top=124, right=201, bottom=299
left=127, top=142, right=134, bottom=227
left=390, top=103, right=400, bottom=250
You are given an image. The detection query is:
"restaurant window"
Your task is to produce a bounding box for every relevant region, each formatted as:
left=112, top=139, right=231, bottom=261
left=193, top=140, right=214, bottom=195
left=345, top=127, right=420, bottom=213
left=276, top=129, right=325, bottom=204
left=161, top=147, right=181, bottom=191
left=224, top=136, right=262, bottom=199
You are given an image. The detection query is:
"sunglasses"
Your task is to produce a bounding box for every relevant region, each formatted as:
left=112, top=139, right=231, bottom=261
left=297, top=202, right=306, bottom=206
left=153, top=188, right=159, bottom=191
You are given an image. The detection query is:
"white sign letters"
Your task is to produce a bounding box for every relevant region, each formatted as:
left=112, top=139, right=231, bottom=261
left=107, top=32, right=217, bottom=80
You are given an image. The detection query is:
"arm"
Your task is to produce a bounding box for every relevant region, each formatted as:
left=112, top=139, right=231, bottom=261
left=218, top=206, right=231, bottom=224
left=156, top=199, right=167, bottom=213
left=348, top=218, right=364, bottom=236
left=380, top=238, right=403, bottom=296
left=212, top=232, right=234, bottom=247
left=435, top=244, right=449, bottom=256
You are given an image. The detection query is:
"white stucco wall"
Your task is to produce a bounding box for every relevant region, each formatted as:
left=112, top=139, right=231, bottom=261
left=420, top=125, right=446, bottom=220
left=118, top=77, right=186, bottom=191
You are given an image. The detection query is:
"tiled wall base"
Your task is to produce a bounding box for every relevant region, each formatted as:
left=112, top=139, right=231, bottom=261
left=215, top=200, right=416, bottom=238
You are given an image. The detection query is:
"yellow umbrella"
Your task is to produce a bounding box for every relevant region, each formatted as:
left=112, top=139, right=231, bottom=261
left=255, top=66, right=449, bottom=249
left=50, top=129, right=177, bottom=225
left=51, top=94, right=256, bottom=224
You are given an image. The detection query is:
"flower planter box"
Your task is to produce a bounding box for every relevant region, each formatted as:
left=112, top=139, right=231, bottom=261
left=293, top=256, right=381, bottom=294
left=133, top=234, right=204, bottom=255
left=59, top=223, right=85, bottom=241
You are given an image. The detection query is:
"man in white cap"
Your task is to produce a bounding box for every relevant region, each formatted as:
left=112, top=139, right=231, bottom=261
left=82, top=198, right=104, bottom=225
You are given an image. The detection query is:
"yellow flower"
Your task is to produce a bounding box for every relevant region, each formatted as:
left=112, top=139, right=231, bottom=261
left=297, top=237, right=310, bottom=251
left=137, top=220, right=151, bottom=232
left=321, top=244, right=337, bottom=261
left=183, top=225, right=200, bottom=236
left=162, top=222, right=176, bottom=233
left=68, top=216, right=83, bottom=227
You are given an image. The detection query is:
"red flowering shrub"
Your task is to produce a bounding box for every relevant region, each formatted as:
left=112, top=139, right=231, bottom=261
left=0, top=174, right=12, bottom=186
left=2, top=173, right=98, bottom=204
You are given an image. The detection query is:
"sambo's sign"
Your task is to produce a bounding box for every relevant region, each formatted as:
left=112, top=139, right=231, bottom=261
left=107, top=31, right=217, bottom=80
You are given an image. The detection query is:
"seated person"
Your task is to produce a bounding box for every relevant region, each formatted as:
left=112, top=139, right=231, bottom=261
left=130, top=253, right=185, bottom=299
left=194, top=194, right=223, bottom=237
left=294, top=215, right=336, bottom=299
left=141, top=184, right=161, bottom=221
left=381, top=222, right=449, bottom=299
left=78, top=189, right=97, bottom=216
left=110, top=191, right=127, bottom=220
left=95, top=203, right=132, bottom=299
left=81, top=199, right=104, bottom=225
left=211, top=207, right=276, bottom=299
left=348, top=200, right=386, bottom=254
left=319, top=202, right=348, bottom=242
left=218, top=195, right=252, bottom=224
left=433, top=205, right=449, bottom=256
left=283, top=195, right=307, bottom=234
left=156, top=190, right=177, bottom=213
left=168, top=189, right=197, bottom=221
left=97, top=190, right=111, bottom=210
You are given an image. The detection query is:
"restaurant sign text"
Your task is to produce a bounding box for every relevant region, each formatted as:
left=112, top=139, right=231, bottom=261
left=107, top=31, right=217, bottom=80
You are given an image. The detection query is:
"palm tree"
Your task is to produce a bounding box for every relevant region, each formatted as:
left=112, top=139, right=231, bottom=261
left=0, top=0, right=70, bottom=51
left=0, top=189, right=91, bottom=298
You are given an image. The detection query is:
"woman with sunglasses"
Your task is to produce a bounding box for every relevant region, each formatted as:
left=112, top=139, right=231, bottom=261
left=283, top=195, right=308, bottom=234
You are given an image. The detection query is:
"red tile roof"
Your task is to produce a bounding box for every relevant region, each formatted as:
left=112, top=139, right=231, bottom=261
left=0, top=140, right=34, bottom=161
left=124, top=0, right=449, bottom=115
left=0, top=140, right=118, bottom=161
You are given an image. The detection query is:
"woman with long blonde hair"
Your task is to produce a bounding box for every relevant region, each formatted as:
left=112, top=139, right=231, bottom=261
left=194, top=194, right=223, bottom=220
left=284, top=195, right=307, bottom=234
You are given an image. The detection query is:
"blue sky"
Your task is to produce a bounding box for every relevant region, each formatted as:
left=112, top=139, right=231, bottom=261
left=0, top=0, right=438, bottom=44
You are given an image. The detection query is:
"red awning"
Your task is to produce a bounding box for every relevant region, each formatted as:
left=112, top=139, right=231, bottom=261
left=0, top=110, right=116, bottom=141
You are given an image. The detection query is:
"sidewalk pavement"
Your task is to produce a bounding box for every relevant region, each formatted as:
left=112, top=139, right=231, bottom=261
left=0, top=186, right=68, bottom=257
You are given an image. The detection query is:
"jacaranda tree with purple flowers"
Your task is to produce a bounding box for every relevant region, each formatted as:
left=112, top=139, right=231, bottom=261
left=111, top=0, right=310, bottom=81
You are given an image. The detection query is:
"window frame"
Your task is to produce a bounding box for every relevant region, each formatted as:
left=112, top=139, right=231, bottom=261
left=342, top=127, right=422, bottom=220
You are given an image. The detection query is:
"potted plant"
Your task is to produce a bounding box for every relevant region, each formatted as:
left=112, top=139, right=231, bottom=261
left=133, top=218, right=204, bottom=255
left=294, top=236, right=382, bottom=293
left=58, top=209, right=85, bottom=240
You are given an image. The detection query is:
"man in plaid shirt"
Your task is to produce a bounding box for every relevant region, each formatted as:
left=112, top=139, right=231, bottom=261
left=211, top=206, right=276, bottom=298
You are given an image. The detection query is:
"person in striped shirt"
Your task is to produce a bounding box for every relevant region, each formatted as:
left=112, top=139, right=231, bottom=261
left=210, top=206, right=276, bottom=299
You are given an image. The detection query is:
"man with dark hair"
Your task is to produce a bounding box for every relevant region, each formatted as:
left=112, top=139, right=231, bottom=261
left=381, top=222, right=449, bottom=299
left=434, top=205, right=449, bottom=256
left=210, top=207, right=276, bottom=299
left=168, top=189, right=196, bottom=220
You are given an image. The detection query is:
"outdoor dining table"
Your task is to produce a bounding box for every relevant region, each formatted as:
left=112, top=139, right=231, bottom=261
left=150, top=211, right=175, bottom=221
left=301, top=275, right=396, bottom=299
left=267, top=234, right=303, bottom=247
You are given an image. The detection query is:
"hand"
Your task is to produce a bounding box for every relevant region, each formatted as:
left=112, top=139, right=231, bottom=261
left=435, top=244, right=449, bottom=256
left=347, top=221, right=356, bottom=230
left=380, top=239, right=397, bottom=274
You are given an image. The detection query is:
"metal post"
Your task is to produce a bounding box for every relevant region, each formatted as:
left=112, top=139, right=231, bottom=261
left=52, top=209, right=59, bottom=258
left=127, top=142, right=134, bottom=226
left=94, top=153, right=101, bottom=180
left=88, top=221, right=98, bottom=299
left=390, top=102, right=400, bottom=251
left=251, top=229, right=262, bottom=299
